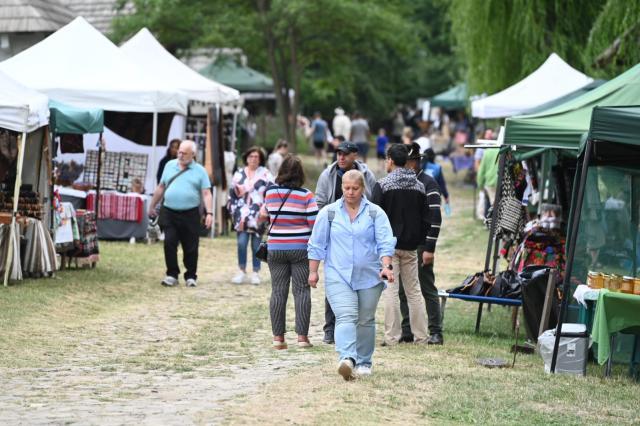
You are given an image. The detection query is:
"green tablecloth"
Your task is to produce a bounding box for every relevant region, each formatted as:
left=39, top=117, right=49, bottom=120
left=592, top=289, right=640, bottom=364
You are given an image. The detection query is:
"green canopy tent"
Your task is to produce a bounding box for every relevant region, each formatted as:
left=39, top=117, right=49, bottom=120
left=199, top=60, right=274, bottom=95
left=49, top=100, right=104, bottom=135
left=430, top=83, right=468, bottom=110
left=551, top=105, right=640, bottom=373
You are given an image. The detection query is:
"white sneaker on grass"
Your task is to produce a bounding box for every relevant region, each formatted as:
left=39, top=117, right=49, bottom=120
left=185, top=278, right=197, bottom=287
left=161, top=276, right=177, bottom=287
left=231, top=271, right=246, bottom=284
left=250, top=272, right=261, bottom=285
left=355, top=364, right=372, bottom=376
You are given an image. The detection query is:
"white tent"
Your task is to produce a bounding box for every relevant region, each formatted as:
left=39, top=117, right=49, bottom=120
left=0, top=70, right=49, bottom=133
left=471, top=53, right=593, bottom=119
left=121, top=28, right=240, bottom=104
left=0, top=17, right=187, bottom=115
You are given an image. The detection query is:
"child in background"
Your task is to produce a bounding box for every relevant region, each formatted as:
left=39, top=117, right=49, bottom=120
left=376, top=128, right=389, bottom=173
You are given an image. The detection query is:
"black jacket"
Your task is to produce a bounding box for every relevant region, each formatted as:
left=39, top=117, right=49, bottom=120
left=371, top=168, right=430, bottom=250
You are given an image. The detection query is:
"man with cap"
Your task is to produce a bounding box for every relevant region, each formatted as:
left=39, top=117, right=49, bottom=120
left=315, top=140, right=378, bottom=344
left=398, top=142, right=444, bottom=345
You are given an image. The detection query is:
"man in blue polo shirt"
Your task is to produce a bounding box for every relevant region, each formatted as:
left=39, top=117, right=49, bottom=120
left=149, top=140, right=213, bottom=287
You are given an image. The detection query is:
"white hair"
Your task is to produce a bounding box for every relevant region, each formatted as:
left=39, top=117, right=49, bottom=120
left=180, top=139, right=197, bottom=154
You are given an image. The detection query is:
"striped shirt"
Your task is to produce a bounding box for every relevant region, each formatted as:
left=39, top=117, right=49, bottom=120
left=265, top=185, right=318, bottom=251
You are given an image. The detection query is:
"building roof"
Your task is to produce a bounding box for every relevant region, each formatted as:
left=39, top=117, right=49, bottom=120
left=59, top=0, right=133, bottom=33
left=0, top=0, right=75, bottom=33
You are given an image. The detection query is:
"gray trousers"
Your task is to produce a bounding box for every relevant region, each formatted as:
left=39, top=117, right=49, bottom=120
left=399, top=247, right=443, bottom=336
left=267, top=249, right=311, bottom=336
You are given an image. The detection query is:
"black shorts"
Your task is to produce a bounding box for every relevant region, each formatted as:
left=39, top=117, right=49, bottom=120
left=313, top=140, right=324, bottom=149
left=377, top=151, right=386, bottom=160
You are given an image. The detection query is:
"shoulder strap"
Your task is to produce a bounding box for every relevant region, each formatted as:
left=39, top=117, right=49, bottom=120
left=165, top=167, right=189, bottom=191
left=266, top=188, right=293, bottom=235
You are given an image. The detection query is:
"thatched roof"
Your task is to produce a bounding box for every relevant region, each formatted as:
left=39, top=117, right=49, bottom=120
left=0, top=0, right=75, bottom=33
left=60, top=0, right=133, bottom=33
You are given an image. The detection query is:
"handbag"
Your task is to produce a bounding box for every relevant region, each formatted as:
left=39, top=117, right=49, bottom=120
left=158, top=167, right=189, bottom=227
left=255, top=188, right=292, bottom=263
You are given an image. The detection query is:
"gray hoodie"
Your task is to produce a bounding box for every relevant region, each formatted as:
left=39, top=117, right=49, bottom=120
left=315, top=160, right=377, bottom=210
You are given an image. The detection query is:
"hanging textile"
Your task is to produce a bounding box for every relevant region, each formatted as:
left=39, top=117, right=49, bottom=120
left=21, top=218, right=57, bottom=277
left=0, top=222, right=22, bottom=281
left=86, top=191, right=144, bottom=223
left=59, top=133, right=85, bottom=154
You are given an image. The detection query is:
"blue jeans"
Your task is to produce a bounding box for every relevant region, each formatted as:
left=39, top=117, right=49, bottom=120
left=237, top=231, right=261, bottom=272
left=325, top=281, right=383, bottom=367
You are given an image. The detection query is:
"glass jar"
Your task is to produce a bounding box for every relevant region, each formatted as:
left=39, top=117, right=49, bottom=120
left=588, top=271, right=604, bottom=289
left=621, top=276, right=634, bottom=294
left=602, top=274, right=611, bottom=289
left=634, top=278, right=640, bottom=295
left=609, top=274, right=622, bottom=292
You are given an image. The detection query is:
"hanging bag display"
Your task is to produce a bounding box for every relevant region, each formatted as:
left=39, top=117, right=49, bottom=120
left=255, top=188, right=292, bottom=262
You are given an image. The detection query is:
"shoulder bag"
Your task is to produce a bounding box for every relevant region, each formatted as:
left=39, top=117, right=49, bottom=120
left=158, top=167, right=189, bottom=227
left=255, top=188, right=293, bottom=262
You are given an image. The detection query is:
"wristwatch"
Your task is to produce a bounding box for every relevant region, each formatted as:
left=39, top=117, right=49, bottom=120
left=382, top=264, right=393, bottom=270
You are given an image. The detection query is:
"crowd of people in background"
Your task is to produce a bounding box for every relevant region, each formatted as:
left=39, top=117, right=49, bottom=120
left=149, top=103, right=498, bottom=382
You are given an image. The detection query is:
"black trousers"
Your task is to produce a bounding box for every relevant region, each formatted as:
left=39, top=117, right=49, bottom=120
left=162, top=206, right=201, bottom=281
left=399, top=247, right=443, bottom=337
left=324, top=298, right=335, bottom=335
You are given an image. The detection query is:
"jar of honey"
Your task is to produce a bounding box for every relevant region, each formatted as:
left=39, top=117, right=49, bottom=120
left=602, top=274, right=611, bottom=289
left=609, top=274, right=622, bottom=292
left=634, top=277, right=640, bottom=295
left=587, top=271, right=604, bottom=289
left=621, top=276, right=634, bottom=294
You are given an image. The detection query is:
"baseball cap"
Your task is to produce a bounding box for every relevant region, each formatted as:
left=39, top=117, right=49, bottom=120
left=336, top=141, right=358, bottom=153
left=407, top=142, right=423, bottom=160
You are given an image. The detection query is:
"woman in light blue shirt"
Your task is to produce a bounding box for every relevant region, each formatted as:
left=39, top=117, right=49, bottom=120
left=308, top=170, right=396, bottom=381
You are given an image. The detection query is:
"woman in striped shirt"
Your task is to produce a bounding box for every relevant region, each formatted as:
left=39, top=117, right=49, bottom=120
left=263, top=154, right=319, bottom=349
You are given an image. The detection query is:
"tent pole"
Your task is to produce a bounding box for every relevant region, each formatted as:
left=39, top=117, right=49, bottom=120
left=95, top=133, right=103, bottom=229
left=231, top=104, right=239, bottom=153
left=550, top=139, right=593, bottom=373
left=3, top=129, right=27, bottom=286
left=151, top=112, right=159, bottom=191
left=484, top=150, right=506, bottom=272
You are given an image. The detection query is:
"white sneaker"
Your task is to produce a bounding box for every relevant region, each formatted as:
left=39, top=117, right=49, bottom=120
left=338, top=358, right=356, bottom=381
left=355, top=365, right=372, bottom=376
left=185, top=278, right=197, bottom=287
left=250, top=272, right=261, bottom=285
left=161, top=276, right=177, bottom=287
left=231, top=271, right=246, bottom=284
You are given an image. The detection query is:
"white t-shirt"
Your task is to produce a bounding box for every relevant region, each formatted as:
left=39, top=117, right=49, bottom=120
left=415, top=136, right=432, bottom=152
left=268, top=152, right=284, bottom=177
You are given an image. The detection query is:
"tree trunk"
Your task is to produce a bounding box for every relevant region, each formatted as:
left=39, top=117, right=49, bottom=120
left=289, top=27, right=302, bottom=152
left=256, top=0, right=294, bottom=151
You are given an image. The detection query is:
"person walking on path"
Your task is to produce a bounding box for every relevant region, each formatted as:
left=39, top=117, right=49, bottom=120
left=476, top=146, right=499, bottom=209
left=228, top=147, right=274, bottom=285
left=371, top=144, right=430, bottom=345
left=350, top=112, right=370, bottom=163
left=311, top=112, right=328, bottom=166
left=423, top=148, right=450, bottom=205
left=332, top=107, right=351, bottom=140
left=267, top=139, right=289, bottom=177
left=148, top=140, right=213, bottom=287
left=315, top=141, right=377, bottom=344
left=376, top=128, right=389, bottom=174
left=398, top=143, right=444, bottom=345
left=262, top=154, right=318, bottom=350
left=308, top=170, right=396, bottom=380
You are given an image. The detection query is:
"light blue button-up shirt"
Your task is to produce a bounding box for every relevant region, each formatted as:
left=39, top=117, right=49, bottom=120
left=308, top=197, right=396, bottom=290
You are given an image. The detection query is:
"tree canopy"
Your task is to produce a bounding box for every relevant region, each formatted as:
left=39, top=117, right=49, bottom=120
left=112, top=0, right=459, bottom=131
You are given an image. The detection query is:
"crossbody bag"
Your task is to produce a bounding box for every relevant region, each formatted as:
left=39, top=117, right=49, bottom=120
left=255, top=188, right=293, bottom=262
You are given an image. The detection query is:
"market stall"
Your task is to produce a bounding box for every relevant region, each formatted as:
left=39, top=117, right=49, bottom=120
left=0, top=69, right=55, bottom=285
left=551, top=105, right=640, bottom=374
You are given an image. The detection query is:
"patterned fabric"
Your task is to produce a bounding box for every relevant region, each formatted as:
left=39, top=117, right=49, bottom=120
left=228, top=166, right=274, bottom=233
left=264, top=185, right=318, bottom=251
left=74, top=210, right=100, bottom=260
left=267, top=249, right=311, bottom=336
left=377, top=168, right=425, bottom=194
left=86, top=191, right=144, bottom=223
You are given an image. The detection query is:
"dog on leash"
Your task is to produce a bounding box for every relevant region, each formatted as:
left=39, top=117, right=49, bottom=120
left=147, top=215, right=162, bottom=244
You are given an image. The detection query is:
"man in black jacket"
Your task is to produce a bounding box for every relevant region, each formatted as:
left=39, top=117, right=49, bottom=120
left=398, top=143, right=444, bottom=345
left=371, top=144, right=429, bottom=345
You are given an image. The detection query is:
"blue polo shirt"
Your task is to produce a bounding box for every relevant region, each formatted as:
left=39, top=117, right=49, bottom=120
left=160, top=159, right=211, bottom=210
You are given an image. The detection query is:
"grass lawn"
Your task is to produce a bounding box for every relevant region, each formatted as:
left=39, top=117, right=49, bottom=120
left=0, top=156, right=638, bottom=424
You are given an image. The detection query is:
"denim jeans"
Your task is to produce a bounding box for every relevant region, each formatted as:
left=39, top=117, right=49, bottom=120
left=237, top=231, right=261, bottom=272
left=325, top=281, right=383, bottom=367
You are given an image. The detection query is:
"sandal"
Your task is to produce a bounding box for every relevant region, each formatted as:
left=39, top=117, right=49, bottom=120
left=273, top=336, right=287, bottom=350
left=297, top=336, right=313, bottom=348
